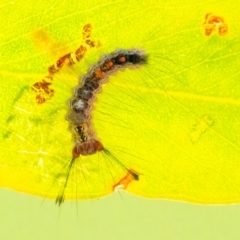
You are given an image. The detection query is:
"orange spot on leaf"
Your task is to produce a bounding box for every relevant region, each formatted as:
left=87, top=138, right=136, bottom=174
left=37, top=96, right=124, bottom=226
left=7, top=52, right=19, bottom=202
left=113, top=170, right=139, bottom=191
left=31, top=23, right=100, bottom=105
left=203, top=13, right=228, bottom=37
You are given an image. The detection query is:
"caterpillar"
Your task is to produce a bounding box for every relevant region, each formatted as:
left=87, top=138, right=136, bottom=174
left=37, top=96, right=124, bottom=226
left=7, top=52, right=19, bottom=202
left=56, top=49, right=147, bottom=205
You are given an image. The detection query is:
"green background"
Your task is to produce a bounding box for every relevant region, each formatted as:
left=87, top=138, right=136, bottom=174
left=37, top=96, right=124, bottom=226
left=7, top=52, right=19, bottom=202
left=1, top=189, right=240, bottom=240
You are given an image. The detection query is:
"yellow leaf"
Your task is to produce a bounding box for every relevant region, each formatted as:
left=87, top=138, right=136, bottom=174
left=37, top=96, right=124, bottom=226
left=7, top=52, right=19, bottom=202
left=1, top=0, right=240, bottom=204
